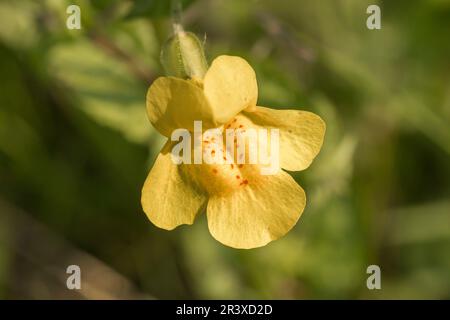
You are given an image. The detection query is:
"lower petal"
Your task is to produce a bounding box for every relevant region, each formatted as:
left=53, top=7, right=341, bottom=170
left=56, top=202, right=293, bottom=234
left=141, top=142, right=207, bottom=230
left=206, top=170, right=306, bottom=249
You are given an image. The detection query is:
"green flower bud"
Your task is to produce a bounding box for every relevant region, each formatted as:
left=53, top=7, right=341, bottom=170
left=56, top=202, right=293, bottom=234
left=161, top=24, right=208, bottom=80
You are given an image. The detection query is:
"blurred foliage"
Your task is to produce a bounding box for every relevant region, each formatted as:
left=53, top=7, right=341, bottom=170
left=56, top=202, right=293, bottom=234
left=126, top=0, right=196, bottom=19
left=0, top=0, right=449, bottom=299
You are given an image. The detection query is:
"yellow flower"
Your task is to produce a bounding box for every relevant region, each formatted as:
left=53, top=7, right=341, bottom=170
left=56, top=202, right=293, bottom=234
left=142, top=55, right=325, bottom=249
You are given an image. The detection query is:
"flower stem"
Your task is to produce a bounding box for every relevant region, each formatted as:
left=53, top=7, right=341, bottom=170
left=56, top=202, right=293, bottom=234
left=161, top=0, right=208, bottom=79
left=171, top=0, right=183, bottom=33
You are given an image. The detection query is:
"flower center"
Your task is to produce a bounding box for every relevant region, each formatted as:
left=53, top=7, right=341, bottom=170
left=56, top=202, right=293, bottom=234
left=186, top=115, right=262, bottom=196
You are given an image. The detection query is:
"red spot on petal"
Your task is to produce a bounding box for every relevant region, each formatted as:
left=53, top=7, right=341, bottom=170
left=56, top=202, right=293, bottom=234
left=212, top=169, right=218, bottom=174
left=240, top=179, right=249, bottom=186
left=239, top=125, right=243, bottom=128
left=230, top=164, right=234, bottom=169
left=238, top=164, right=244, bottom=168
left=233, top=119, right=237, bottom=123
left=236, top=175, right=240, bottom=179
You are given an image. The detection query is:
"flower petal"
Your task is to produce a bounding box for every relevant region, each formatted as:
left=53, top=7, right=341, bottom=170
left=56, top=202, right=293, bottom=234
left=146, top=77, right=218, bottom=137
left=244, top=106, right=325, bottom=171
left=207, top=170, right=306, bottom=249
left=203, top=55, right=258, bottom=124
left=141, top=141, right=207, bottom=230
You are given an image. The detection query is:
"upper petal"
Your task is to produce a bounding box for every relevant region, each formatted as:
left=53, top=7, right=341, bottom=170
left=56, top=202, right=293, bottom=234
left=141, top=141, right=207, bottom=230
left=146, top=77, right=218, bottom=137
left=207, top=170, right=306, bottom=249
left=203, top=55, right=258, bottom=124
left=244, top=106, right=325, bottom=171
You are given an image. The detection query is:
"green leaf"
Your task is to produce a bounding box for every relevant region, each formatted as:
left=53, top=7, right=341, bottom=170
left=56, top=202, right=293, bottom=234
left=48, top=39, right=155, bottom=144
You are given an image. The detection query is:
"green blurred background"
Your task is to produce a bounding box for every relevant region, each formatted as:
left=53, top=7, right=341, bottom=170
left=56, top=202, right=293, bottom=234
left=0, top=0, right=449, bottom=299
